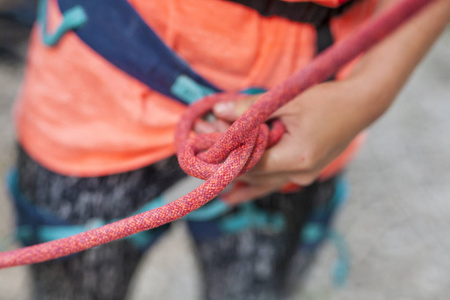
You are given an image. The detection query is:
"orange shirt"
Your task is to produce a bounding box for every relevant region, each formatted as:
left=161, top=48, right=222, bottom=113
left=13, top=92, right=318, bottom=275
left=15, top=0, right=376, bottom=177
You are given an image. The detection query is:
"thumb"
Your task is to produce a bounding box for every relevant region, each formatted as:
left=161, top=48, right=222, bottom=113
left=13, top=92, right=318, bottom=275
left=213, top=94, right=261, bottom=121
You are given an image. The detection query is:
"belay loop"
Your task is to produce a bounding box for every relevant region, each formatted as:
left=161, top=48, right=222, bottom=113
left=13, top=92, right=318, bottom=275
left=175, top=92, right=285, bottom=180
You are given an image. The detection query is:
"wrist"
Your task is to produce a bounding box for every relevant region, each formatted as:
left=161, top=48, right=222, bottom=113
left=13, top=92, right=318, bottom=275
left=342, top=0, right=450, bottom=129
left=339, top=77, right=393, bottom=131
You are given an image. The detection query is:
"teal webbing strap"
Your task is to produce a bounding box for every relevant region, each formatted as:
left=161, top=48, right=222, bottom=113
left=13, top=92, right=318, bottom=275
left=38, top=0, right=87, bottom=46
left=301, top=177, right=351, bottom=287
left=171, top=75, right=216, bottom=104
left=17, top=194, right=232, bottom=249
left=328, top=229, right=350, bottom=287
left=131, top=195, right=232, bottom=222
left=13, top=195, right=168, bottom=250
left=18, top=216, right=156, bottom=250
left=171, top=78, right=266, bottom=104
left=219, top=202, right=285, bottom=233
left=185, top=199, right=231, bottom=221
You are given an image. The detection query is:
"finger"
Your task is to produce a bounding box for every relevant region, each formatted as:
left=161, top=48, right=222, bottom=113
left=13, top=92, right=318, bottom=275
left=212, top=119, right=231, bottom=133
left=238, top=171, right=289, bottom=187
left=213, top=94, right=261, bottom=121
left=248, top=136, right=354, bottom=185
left=248, top=135, right=305, bottom=174
left=194, top=119, right=218, bottom=134
left=268, top=81, right=337, bottom=119
left=240, top=169, right=318, bottom=189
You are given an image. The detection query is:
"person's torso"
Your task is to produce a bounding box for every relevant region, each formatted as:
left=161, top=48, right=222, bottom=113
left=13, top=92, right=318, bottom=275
left=15, top=0, right=376, bottom=177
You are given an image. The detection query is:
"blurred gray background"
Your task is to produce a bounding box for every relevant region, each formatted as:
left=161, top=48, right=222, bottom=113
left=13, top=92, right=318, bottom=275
left=0, top=6, right=449, bottom=300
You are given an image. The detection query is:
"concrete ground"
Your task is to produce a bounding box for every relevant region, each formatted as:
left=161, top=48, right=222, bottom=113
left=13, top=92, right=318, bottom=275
left=0, top=22, right=449, bottom=300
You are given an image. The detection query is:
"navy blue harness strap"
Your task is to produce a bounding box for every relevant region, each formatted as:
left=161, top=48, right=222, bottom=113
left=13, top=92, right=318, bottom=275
left=6, top=170, right=69, bottom=246
left=56, top=0, right=221, bottom=104
left=6, top=169, right=164, bottom=251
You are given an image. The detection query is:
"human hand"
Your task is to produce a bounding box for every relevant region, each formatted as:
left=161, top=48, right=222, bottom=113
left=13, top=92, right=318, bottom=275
left=196, top=79, right=374, bottom=205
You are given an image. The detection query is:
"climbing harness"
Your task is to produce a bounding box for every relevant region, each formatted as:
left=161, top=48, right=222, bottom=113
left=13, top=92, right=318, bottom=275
left=7, top=168, right=344, bottom=247
left=39, top=0, right=220, bottom=104
left=0, top=0, right=435, bottom=268
left=7, top=167, right=351, bottom=285
left=37, top=0, right=360, bottom=104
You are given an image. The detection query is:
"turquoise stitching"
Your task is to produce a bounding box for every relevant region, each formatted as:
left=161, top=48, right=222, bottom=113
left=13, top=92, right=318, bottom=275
left=38, top=0, right=87, bottom=46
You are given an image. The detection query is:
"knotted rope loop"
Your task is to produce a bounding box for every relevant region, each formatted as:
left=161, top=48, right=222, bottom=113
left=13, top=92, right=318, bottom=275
left=175, top=93, right=284, bottom=181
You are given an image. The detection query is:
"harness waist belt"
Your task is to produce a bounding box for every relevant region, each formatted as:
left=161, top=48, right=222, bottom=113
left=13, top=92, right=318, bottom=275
left=225, top=0, right=360, bottom=26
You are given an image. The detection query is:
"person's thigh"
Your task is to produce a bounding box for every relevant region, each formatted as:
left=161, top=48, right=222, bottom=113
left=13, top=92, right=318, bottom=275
left=16, top=147, right=186, bottom=300
left=188, top=178, right=338, bottom=300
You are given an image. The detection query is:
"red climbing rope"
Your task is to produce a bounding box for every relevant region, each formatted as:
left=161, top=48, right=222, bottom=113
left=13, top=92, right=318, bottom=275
left=0, top=0, right=434, bottom=268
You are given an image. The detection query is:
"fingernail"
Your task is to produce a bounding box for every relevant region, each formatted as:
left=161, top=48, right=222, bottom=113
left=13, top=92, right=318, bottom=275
left=213, top=101, right=235, bottom=117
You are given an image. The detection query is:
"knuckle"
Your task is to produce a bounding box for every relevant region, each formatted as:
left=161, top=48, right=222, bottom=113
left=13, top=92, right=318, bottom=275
left=295, top=149, right=319, bottom=172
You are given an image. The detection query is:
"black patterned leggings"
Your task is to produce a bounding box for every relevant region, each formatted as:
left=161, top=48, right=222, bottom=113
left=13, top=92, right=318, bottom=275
left=16, top=146, right=337, bottom=300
